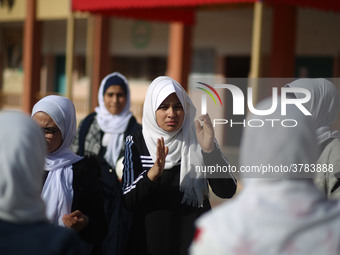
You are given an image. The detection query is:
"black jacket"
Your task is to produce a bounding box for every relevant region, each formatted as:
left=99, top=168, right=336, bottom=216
left=122, top=130, right=237, bottom=255
left=72, top=156, right=108, bottom=244
left=72, top=113, right=141, bottom=255
left=44, top=156, right=107, bottom=245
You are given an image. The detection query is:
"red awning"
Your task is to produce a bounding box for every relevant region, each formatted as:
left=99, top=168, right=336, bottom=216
left=72, top=0, right=254, bottom=10
left=72, top=0, right=340, bottom=24
left=72, top=0, right=255, bottom=24
left=90, top=8, right=197, bottom=24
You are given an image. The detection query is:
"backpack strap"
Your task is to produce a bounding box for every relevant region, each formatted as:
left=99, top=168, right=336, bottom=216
left=77, top=112, right=96, bottom=156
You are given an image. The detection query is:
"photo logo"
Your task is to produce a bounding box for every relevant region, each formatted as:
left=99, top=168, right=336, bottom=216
left=197, top=83, right=312, bottom=117
left=196, top=82, right=222, bottom=114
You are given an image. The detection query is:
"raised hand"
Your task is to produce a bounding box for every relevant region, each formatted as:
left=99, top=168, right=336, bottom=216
left=147, top=137, right=169, bottom=181
left=195, top=114, right=214, bottom=153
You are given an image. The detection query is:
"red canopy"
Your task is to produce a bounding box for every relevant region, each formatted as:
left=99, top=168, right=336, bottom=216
left=72, top=0, right=255, bottom=24
left=72, top=0, right=254, bottom=10
left=72, top=0, right=340, bottom=24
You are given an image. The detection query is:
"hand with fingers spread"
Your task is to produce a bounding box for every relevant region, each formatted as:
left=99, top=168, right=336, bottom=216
left=62, top=210, right=89, bottom=232
left=195, top=114, right=215, bottom=153
left=147, top=137, right=169, bottom=181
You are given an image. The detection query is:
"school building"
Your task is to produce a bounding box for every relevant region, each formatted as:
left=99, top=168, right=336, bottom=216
left=1, top=0, right=340, bottom=155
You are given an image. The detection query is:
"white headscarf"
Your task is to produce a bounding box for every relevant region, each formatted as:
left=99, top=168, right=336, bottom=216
left=191, top=98, right=340, bottom=255
left=143, top=76, right=208, bottom=207
left=95, top=72, right=132, bottom=167
left=0, top=111, right=47, bottom=223
left=287, top=78, right=340, bottom=144
left=32, top=95, right=82, bottom=226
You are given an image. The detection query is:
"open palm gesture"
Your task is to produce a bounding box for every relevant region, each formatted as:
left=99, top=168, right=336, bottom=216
left=195, top=114, right=214, bottom=153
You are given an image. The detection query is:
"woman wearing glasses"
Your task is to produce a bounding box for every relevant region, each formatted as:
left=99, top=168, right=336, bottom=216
left=32, top=95, right=107, bottom=254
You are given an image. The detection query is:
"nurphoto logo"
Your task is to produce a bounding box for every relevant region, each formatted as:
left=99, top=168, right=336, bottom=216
left=195, top=80, right=312, bottom=128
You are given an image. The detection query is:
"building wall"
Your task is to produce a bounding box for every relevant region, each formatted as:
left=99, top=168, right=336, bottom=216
left=0, top=0, right=25, bottom=22
left=1, top=1, right=340, bottom=127
left=297, top=9, right=340, bottom=56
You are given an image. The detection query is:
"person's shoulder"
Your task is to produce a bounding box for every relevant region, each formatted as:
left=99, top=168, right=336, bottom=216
left=125, top=115, right=142, bottom=136
left=6, top=221, right=81, bottom=254
left=127, top=128, right=143, bottom=142
left=323, top=138, right=340, bottom=154
left=126, top=129, right=148, bottom=154
left=78, top=112, right=97, bottom=128
left=36, top=220, right=79, bottom=237
left=329, top=137, right=340, bottom=147
left=37, top=222, right=81, bottom=254
left=84, top=112, right=97, bottom=121
left=73, top=156, right=100, bottom=177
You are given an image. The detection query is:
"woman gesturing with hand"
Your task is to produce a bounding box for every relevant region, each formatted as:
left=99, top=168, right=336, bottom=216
left=122, top=76, right=237, bottom=255
left=147, top=137, right=169, bottom=181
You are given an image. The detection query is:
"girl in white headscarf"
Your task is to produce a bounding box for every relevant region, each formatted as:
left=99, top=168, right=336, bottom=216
left=190, top=97, right=340, bottom=255
left=0, top=111, right=80, bottom=254
left=122, top=76, right=237, bottom=255
left=287, top=78, right=340, bottom=199
left=32, top=95, right=107, bottom=248
left=71, top=72, right=141, bottom=255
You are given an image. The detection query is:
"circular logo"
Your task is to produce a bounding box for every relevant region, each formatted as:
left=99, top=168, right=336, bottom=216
left=131, top=21, right=152, bottom=49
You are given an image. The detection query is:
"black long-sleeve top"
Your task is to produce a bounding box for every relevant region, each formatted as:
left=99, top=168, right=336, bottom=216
left=44, top=156, right=108, bottom=246
left=71, top=156, right=108, bottom=245
left=122, top=130, right=237, bottom=255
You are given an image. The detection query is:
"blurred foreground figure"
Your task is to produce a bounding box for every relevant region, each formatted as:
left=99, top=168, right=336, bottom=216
left=190, top=97, right=340, bottom=255
left=287, top=78, right=340, bottom=199
left=0, top=111, right=81, bottom=255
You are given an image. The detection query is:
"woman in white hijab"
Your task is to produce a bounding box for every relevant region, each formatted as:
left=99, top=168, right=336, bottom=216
left=0, top=111, right=80, bottom=255
left=190, top=97, right=340, bottom=255
left=32, top=95, right=107, bottom=251
left=71, top=72, right=141, bottom=255
left=122, top=76, right=237, bottom=255
left=287, top=78, right=340, bottom=199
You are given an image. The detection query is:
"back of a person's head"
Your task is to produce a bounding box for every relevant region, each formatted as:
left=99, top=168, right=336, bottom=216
left=0, top=111, right=82, bottom=254
left=286, top=78, right=340, bottom=130
left=0, top=111, right=46, bottom=223
left=190, top=97, right=340, bottom=255
left=240, top=96, right=319, bottom=180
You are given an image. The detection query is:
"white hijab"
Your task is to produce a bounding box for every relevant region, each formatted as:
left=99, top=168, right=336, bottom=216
left=32, top=95, right=82, bottom=226
left=143, top=76, right=208, bottom=207
left=95, top=72, right=132, bottom=167
left=287, top=78, right=340, bottom=144
left=0, top=111, right=47, bottom=223
left=191, top=98, right=340, bottom=255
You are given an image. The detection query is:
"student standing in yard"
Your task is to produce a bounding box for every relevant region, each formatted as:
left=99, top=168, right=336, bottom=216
left=71, top=72, right=141, bottom=255
left=122, top=76, right=237, bottom=255
left=32, top=95, right=107, bottom=255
